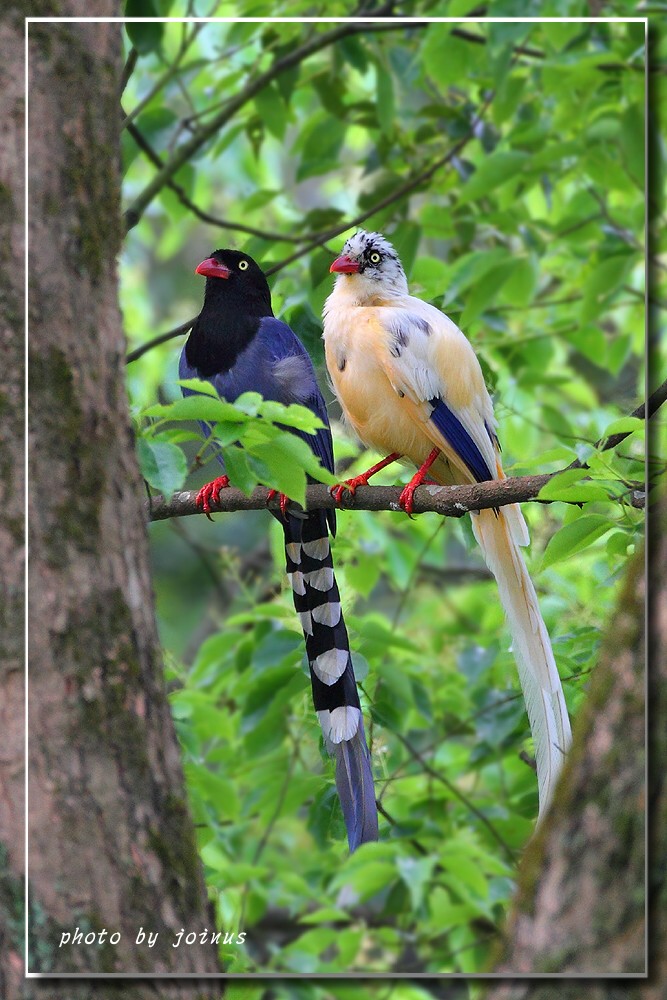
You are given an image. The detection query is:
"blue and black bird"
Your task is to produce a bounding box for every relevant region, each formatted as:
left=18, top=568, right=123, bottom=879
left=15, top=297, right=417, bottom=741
left=180, top=248, right=378, bottom=852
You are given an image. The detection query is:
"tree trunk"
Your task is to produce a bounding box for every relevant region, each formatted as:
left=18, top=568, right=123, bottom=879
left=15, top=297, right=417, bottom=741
left=482, top=495, right=658, bottom=994
left=6, top=8, right=222, bottom=983
left=0, top=6, right=29, bottom=999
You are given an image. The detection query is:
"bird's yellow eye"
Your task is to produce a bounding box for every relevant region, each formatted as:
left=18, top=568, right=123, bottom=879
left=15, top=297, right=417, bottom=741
left=370, top=252, right=381, bottom=263
left=238, top=260, right=249, bottom=270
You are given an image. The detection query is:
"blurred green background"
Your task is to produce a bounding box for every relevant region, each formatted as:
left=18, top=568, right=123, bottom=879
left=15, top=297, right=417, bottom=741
left=121, top=5, right=647, bottom=977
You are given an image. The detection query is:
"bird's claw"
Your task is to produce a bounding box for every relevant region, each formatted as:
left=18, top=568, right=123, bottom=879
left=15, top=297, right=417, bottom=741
left=397, top=448, right=439, bottom=518
left=195, top=475, right=230, bottom=517
left=398, top=482, right=418, bottom=517
left=329, top=474, right=368, bottom=506
left=266, top=489, right=290, bottom=519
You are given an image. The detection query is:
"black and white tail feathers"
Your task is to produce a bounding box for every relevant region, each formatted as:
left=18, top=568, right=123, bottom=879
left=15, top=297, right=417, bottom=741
left=283, top=508, right=378, bottom=851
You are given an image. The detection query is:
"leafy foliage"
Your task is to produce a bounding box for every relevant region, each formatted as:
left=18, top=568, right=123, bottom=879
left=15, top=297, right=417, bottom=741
left=137, top=383, right=334, bottom=504
left=121, top=7, right=647, bottom=978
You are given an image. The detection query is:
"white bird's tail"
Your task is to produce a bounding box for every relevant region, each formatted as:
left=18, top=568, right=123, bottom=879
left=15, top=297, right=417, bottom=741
left=471, top=505, right=572, bottom=818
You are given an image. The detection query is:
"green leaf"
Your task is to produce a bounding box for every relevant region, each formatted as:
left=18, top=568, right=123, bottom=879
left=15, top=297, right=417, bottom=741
left=136, top=438, right=187, bottom=495
left=389, top=221, right=422, bottom=278
left=460, top=259, right=516, bottom=325
left=223, top=445, right=258, bottom=495
left=422, top=25, right=469, bottom=90
left=562, top=326, right=608, bottom=366
left=124, top=0, right=163, bottom=54
left=580, top=254, right=634, bottom=322
left=234, top=391, right=263, bottom=416
left=135, top=107, right=177, bottom=144
left=344, top=559, right=380, bottom=598
left=538, top=470, right=612, bottom=504
left=621, top=105, right=644, bottom=187
left=493, top=75, right=526, bottom=126
left=176, top=379, right=220, bottom=398
left=458, top=151, right=529, bottom=205
left=411, top=256, right=449, bottom=300
left=376, top=63, right=395, bottom=135
left=607, top=333, right=633, bottom=375
left=185, top=763, right=240, bottom=821
left=339, top=36, right=368, bottom=73
left=542, top=514, right=615, bottom=570
left=144, top=395, right=249, bottom=424
left=332, top=861, right=398, bottom=902
left=600, top=416, right=644, bottom=438
left=396, top=855, right=436, bottom=910
left=501, top=255, right=538, bottom=307
left=442, top=247, right=514, bottom=306
left=439, top=852, right=489, bottom=901
left=260, top=400, right=324, bottom=433
left=242, top=189, right=280, bottom=212
left=254, top=84, right=288, bottom=140
left=544, top=22, right=586, bottom=52
left=299, top=907, right=351, bottom=925
left=248, top=443, right=307, bottom=506
left=296, top=119, right=345, bottom=181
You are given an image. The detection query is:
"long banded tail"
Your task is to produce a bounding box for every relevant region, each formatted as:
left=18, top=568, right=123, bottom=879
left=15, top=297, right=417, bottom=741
left=283, top=510, right=378, bottom=850
left=471, top=505, right=572, bottom=818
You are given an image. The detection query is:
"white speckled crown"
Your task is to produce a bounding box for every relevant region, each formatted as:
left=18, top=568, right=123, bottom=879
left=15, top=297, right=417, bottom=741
left=337, top=230, right=408, bottom=296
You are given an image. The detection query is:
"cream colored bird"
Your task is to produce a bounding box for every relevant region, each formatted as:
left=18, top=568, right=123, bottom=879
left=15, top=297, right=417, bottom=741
left=323, top=229, right=572, bottom=818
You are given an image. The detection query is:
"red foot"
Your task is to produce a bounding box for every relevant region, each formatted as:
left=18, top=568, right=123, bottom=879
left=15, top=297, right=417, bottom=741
left=266, top=489, right=290, bottom=518
left=330, top=452, right=401, bottom=506
left=330, top=474, right=368, bottom=505
left=398, top=448, right=440, bottom=516
left=196, top=475, right=229, bottom=518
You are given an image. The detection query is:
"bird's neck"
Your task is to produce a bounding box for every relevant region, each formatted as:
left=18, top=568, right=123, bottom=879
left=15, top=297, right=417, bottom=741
left=185, top=286, right=273, bottom=377
left=325, top=277, right=409, bottom=312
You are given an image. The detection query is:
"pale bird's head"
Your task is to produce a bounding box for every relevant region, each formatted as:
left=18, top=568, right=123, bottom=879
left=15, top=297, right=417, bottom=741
left=329, top=230, right=409, bottom=300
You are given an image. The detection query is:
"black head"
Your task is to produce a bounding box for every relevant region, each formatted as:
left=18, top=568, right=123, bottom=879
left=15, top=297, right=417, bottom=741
left=195, top=248, right=273, bottom=317
left=185, top=248, right=274, bottom=377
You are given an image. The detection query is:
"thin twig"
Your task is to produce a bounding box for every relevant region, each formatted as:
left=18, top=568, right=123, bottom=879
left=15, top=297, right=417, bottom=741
left=265, top=91, right=495, bottom=277
left=123, top=20, right=423, bottom=232
left=126, top=317, right=197, bottom=364
left=125, top=119, right=319, bottom=245
left=120, top=46, right=138, bottom=94
left=124, top=98, right=491, bottom=365
left=120, top=22, right=203, bottom=131
left=392, top=731, right=516, bottom=862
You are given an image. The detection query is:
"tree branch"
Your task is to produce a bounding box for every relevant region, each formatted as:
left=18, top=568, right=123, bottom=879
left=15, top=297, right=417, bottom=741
left=143, top=380, right=662, bottom=522
left=124, top=98, right=486, bottom=366
left=145, top=472, right=645, bottom=523
left=264, top=89, right=495, bottom=277
left=125, top=316, right=197, bottom=364
left=123, top=19, right=424, bottom=233
left=124, top=118, right=320, bottom=245
left=124, top=83, right=493, bottom=365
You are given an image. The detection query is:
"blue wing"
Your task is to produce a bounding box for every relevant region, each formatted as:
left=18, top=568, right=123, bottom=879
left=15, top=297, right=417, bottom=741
left=428, top=397, right=493, bottom=483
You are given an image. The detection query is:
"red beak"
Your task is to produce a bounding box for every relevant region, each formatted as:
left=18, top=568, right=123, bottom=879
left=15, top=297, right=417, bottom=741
left=195, top=257, right=231, bottom=279
left=330, top=254, right=360, bottom=274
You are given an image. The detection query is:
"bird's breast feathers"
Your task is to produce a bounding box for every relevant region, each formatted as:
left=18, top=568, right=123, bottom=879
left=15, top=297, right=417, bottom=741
left=323, top=291, right=497, bottom=471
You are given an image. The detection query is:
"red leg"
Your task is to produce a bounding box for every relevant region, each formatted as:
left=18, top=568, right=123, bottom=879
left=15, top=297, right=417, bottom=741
left=266, top=489, right=290, bottom=519
left=196, top=475, right=230, bottom=518
left=330, top=452, right=402, bottom=505
left=398, top=448, right=440, bottom=515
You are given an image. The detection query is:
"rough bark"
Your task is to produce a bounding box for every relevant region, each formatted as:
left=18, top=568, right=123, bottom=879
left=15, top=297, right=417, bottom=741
left=21, top=10, right=220, bottom=983
left=0, top=8, right=28, bottom=1000
left=481, top=497, right=657, bottom=994
left=145, top=479, right=646, bottom=522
